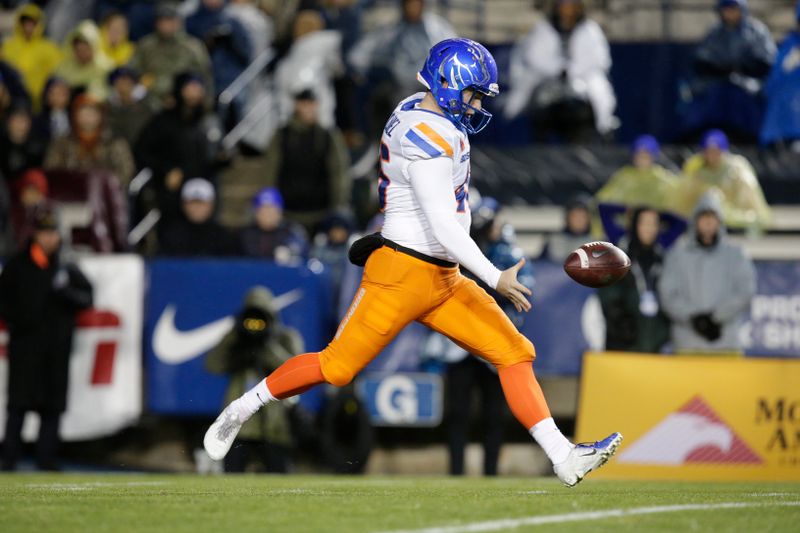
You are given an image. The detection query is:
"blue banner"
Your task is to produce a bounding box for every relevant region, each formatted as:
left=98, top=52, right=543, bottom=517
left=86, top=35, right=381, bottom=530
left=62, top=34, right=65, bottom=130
left=741, top=261, right=800, bottom=357
left=145, top=259, right=331, bottom=415
left=143, top=258, right=800, bottom=415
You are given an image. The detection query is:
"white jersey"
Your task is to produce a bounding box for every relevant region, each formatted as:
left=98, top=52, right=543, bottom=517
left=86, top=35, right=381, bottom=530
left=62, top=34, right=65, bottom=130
left=379, top=93, right=472, bottom=262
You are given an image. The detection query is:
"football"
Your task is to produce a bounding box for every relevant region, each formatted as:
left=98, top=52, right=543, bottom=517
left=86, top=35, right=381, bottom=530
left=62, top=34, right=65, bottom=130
left=564, top=241, right=631, bottom=288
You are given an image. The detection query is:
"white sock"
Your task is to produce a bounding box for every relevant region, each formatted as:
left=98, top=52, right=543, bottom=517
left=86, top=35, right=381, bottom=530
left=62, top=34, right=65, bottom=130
left=234, top=379, right=276, bottom=422
left=529, top=417, right=573, bottom=465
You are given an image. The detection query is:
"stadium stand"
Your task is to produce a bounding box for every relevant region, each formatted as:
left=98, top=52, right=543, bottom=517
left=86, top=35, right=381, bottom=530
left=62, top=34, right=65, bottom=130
left=1, top=0, right=800, bottom=477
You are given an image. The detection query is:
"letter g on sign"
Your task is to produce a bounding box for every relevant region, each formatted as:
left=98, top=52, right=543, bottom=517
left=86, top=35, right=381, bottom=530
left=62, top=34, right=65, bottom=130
left=375, top=375, right=418, bottom=424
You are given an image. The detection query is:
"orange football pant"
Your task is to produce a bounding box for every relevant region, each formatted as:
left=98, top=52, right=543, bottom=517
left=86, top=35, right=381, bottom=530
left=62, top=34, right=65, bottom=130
left=265, top=246, right=551, bottom=429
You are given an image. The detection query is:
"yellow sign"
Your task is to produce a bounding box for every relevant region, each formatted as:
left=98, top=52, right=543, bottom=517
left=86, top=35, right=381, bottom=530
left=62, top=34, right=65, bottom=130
left=575, top=352, right=800, bottom=481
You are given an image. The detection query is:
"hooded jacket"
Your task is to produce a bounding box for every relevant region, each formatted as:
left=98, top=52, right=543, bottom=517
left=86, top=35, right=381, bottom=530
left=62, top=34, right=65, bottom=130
left=205, top=286, right=303, bottom=444
left=678, top=151, right=771, bottom=231
left=658, top=194, right=756, bottom=353
left=54, top=20, right=114, bottom=100
left=185, top=1, right=252, bottom=94
left=130, top=26, right=213, bottom=104
left=99, top=18, right=135, bottom=67
left=694, top=6, right=776, bottom=80
left=760, top=29, right=800, bottom=145
left=505, top=12, right=616, bottom=133
left=1, top=4, right=63, bottom=109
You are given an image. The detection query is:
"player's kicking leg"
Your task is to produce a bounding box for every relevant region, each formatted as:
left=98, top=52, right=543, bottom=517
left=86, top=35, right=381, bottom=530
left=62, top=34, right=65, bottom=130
left=419, top=275, right=622, bottom=487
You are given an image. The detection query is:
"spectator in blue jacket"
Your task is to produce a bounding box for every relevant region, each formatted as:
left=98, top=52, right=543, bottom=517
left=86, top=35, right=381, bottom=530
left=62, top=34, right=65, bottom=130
left=186, top=0, right=253, bottom=127
left=682, top=0, right=776, bottom=142
left=760, top=3, right=800, bottom=147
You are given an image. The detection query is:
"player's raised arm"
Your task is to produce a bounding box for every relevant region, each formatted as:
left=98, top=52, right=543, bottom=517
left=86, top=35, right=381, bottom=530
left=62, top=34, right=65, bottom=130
left=408, top=160, right=532, bottom=312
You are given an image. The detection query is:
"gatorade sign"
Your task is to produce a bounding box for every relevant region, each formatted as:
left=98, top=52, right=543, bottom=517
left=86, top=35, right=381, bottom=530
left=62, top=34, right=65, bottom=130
left=358, top=373, right=442, bottom=427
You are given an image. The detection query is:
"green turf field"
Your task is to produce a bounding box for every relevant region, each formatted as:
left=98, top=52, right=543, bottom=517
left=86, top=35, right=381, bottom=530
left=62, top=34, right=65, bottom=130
left=0, top=474, right=798, bottom=532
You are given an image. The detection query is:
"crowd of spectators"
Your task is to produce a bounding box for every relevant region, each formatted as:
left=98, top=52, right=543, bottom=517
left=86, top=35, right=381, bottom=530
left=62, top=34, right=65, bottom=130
left=0, top=0, right=794, bottom=261
left=0, top=0, right=791, bottom=474
left=0, top=0, right=788, bottom=356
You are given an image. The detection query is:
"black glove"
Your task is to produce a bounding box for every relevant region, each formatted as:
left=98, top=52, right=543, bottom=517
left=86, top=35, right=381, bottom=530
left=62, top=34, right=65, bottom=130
left=691, top=313, right=722, bottom=342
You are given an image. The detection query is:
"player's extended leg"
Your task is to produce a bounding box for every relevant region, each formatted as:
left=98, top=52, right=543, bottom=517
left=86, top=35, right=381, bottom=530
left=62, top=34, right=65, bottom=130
left=204, top=247, right=437, bottom=460
left=419, top=275, right=621, bottom=486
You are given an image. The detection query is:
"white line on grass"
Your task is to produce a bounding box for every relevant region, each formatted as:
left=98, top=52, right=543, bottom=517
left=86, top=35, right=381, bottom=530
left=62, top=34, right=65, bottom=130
left=377, top=501, right=800, bottom=533
left=25, top=481, right=167, bottom=491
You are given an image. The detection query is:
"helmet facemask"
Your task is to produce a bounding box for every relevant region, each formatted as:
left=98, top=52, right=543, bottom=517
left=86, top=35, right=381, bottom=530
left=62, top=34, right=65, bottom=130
left=457, top=87, right=493, bottom=134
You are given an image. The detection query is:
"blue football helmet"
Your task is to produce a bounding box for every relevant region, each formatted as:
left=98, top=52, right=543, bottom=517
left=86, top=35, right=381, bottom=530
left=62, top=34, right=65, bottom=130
left=417, top=38, right=499, bottom=134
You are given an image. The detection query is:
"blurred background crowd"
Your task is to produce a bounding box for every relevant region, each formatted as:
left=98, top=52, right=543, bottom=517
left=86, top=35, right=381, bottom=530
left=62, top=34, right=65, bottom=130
left=0, top=0, right=799, bottom=475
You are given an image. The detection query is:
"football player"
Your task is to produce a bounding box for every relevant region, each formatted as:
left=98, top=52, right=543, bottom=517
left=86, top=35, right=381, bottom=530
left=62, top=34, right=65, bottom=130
left=205, top=38, right=621, bottom=486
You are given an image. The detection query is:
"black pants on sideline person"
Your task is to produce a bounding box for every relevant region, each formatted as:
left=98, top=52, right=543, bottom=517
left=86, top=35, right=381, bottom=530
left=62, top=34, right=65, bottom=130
left=2, top=408, right=61, bottom=471
left=446, top=357, right=505, bottom=476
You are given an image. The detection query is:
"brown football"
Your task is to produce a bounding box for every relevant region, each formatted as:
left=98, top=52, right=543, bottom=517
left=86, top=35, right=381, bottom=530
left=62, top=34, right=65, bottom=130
left=564, top=241, right=631, bottom=288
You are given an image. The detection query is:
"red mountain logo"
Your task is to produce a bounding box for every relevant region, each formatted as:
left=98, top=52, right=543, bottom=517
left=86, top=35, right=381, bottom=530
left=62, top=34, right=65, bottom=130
left=618, top=395, right=763, bottom=465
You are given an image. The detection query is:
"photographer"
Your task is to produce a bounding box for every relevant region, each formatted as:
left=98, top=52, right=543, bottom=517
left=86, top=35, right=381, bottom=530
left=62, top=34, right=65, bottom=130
left=205, top=286, right=302, bottom=473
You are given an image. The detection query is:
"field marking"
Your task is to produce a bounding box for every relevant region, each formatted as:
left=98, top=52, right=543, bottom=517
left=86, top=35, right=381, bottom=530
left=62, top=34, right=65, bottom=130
left=25, top=481, right=167, bottom=491
left=377, top=501, right=800, bottom=533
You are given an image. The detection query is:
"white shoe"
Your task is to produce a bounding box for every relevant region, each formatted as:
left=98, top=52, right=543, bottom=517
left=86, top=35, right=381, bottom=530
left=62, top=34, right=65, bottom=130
left=203, top=401, right=244, bottom=461
left=553, top=432, right=623, bottom=487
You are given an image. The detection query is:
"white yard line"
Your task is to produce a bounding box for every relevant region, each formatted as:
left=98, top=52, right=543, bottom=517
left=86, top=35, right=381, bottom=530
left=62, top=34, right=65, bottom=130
left=25, top=481, right=167, bottom=491
left=377, top=501, right=800, bottom=533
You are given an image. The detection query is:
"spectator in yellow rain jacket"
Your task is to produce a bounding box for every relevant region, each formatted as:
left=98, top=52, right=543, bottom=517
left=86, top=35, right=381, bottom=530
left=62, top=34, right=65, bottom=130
left=595, top=135, right=681, bottom=213
left=677, top=129, right=771, bottom=232
left=99, top=11, right=135, bottom=67
left=1, top=4, right=62, bottom=110
left=54, top=20, right=114, bottom=101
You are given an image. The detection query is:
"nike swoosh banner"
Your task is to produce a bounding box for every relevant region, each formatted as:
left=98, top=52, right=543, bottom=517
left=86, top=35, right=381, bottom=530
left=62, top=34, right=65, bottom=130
left=145, top=259, right=332, bottom=415
left=576, top=352, right=800, bottom=481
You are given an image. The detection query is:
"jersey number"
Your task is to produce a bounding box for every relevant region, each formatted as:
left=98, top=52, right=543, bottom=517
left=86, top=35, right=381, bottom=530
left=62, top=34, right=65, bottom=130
left=378, top=142, right=390, bottom=211
left=455, top=169, right=470, bottom=213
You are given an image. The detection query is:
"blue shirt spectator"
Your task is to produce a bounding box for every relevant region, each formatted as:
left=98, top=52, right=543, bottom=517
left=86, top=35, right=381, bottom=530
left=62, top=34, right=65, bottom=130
left=760, top=4, right=800, bottom=146
left=682, top=0, right=776, bottom=141
left=186, top=0, right=253, bottom=101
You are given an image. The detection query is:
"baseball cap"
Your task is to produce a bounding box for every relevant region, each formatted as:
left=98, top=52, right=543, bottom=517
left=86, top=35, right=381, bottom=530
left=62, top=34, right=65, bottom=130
left=294, top=89, right=317, bottom=101
left=33, top=206, right=58, bottom=230
left=181, top=178, right=215, bottom=202
left=701, top=129, right=730, bottom=151
left=252, top=187, right=284, bottom=209
left=632, top=134, right=660, bottom=156
left=156, top=4, right=181, bottom=19
left=108, top=66, right=139, bottom=85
